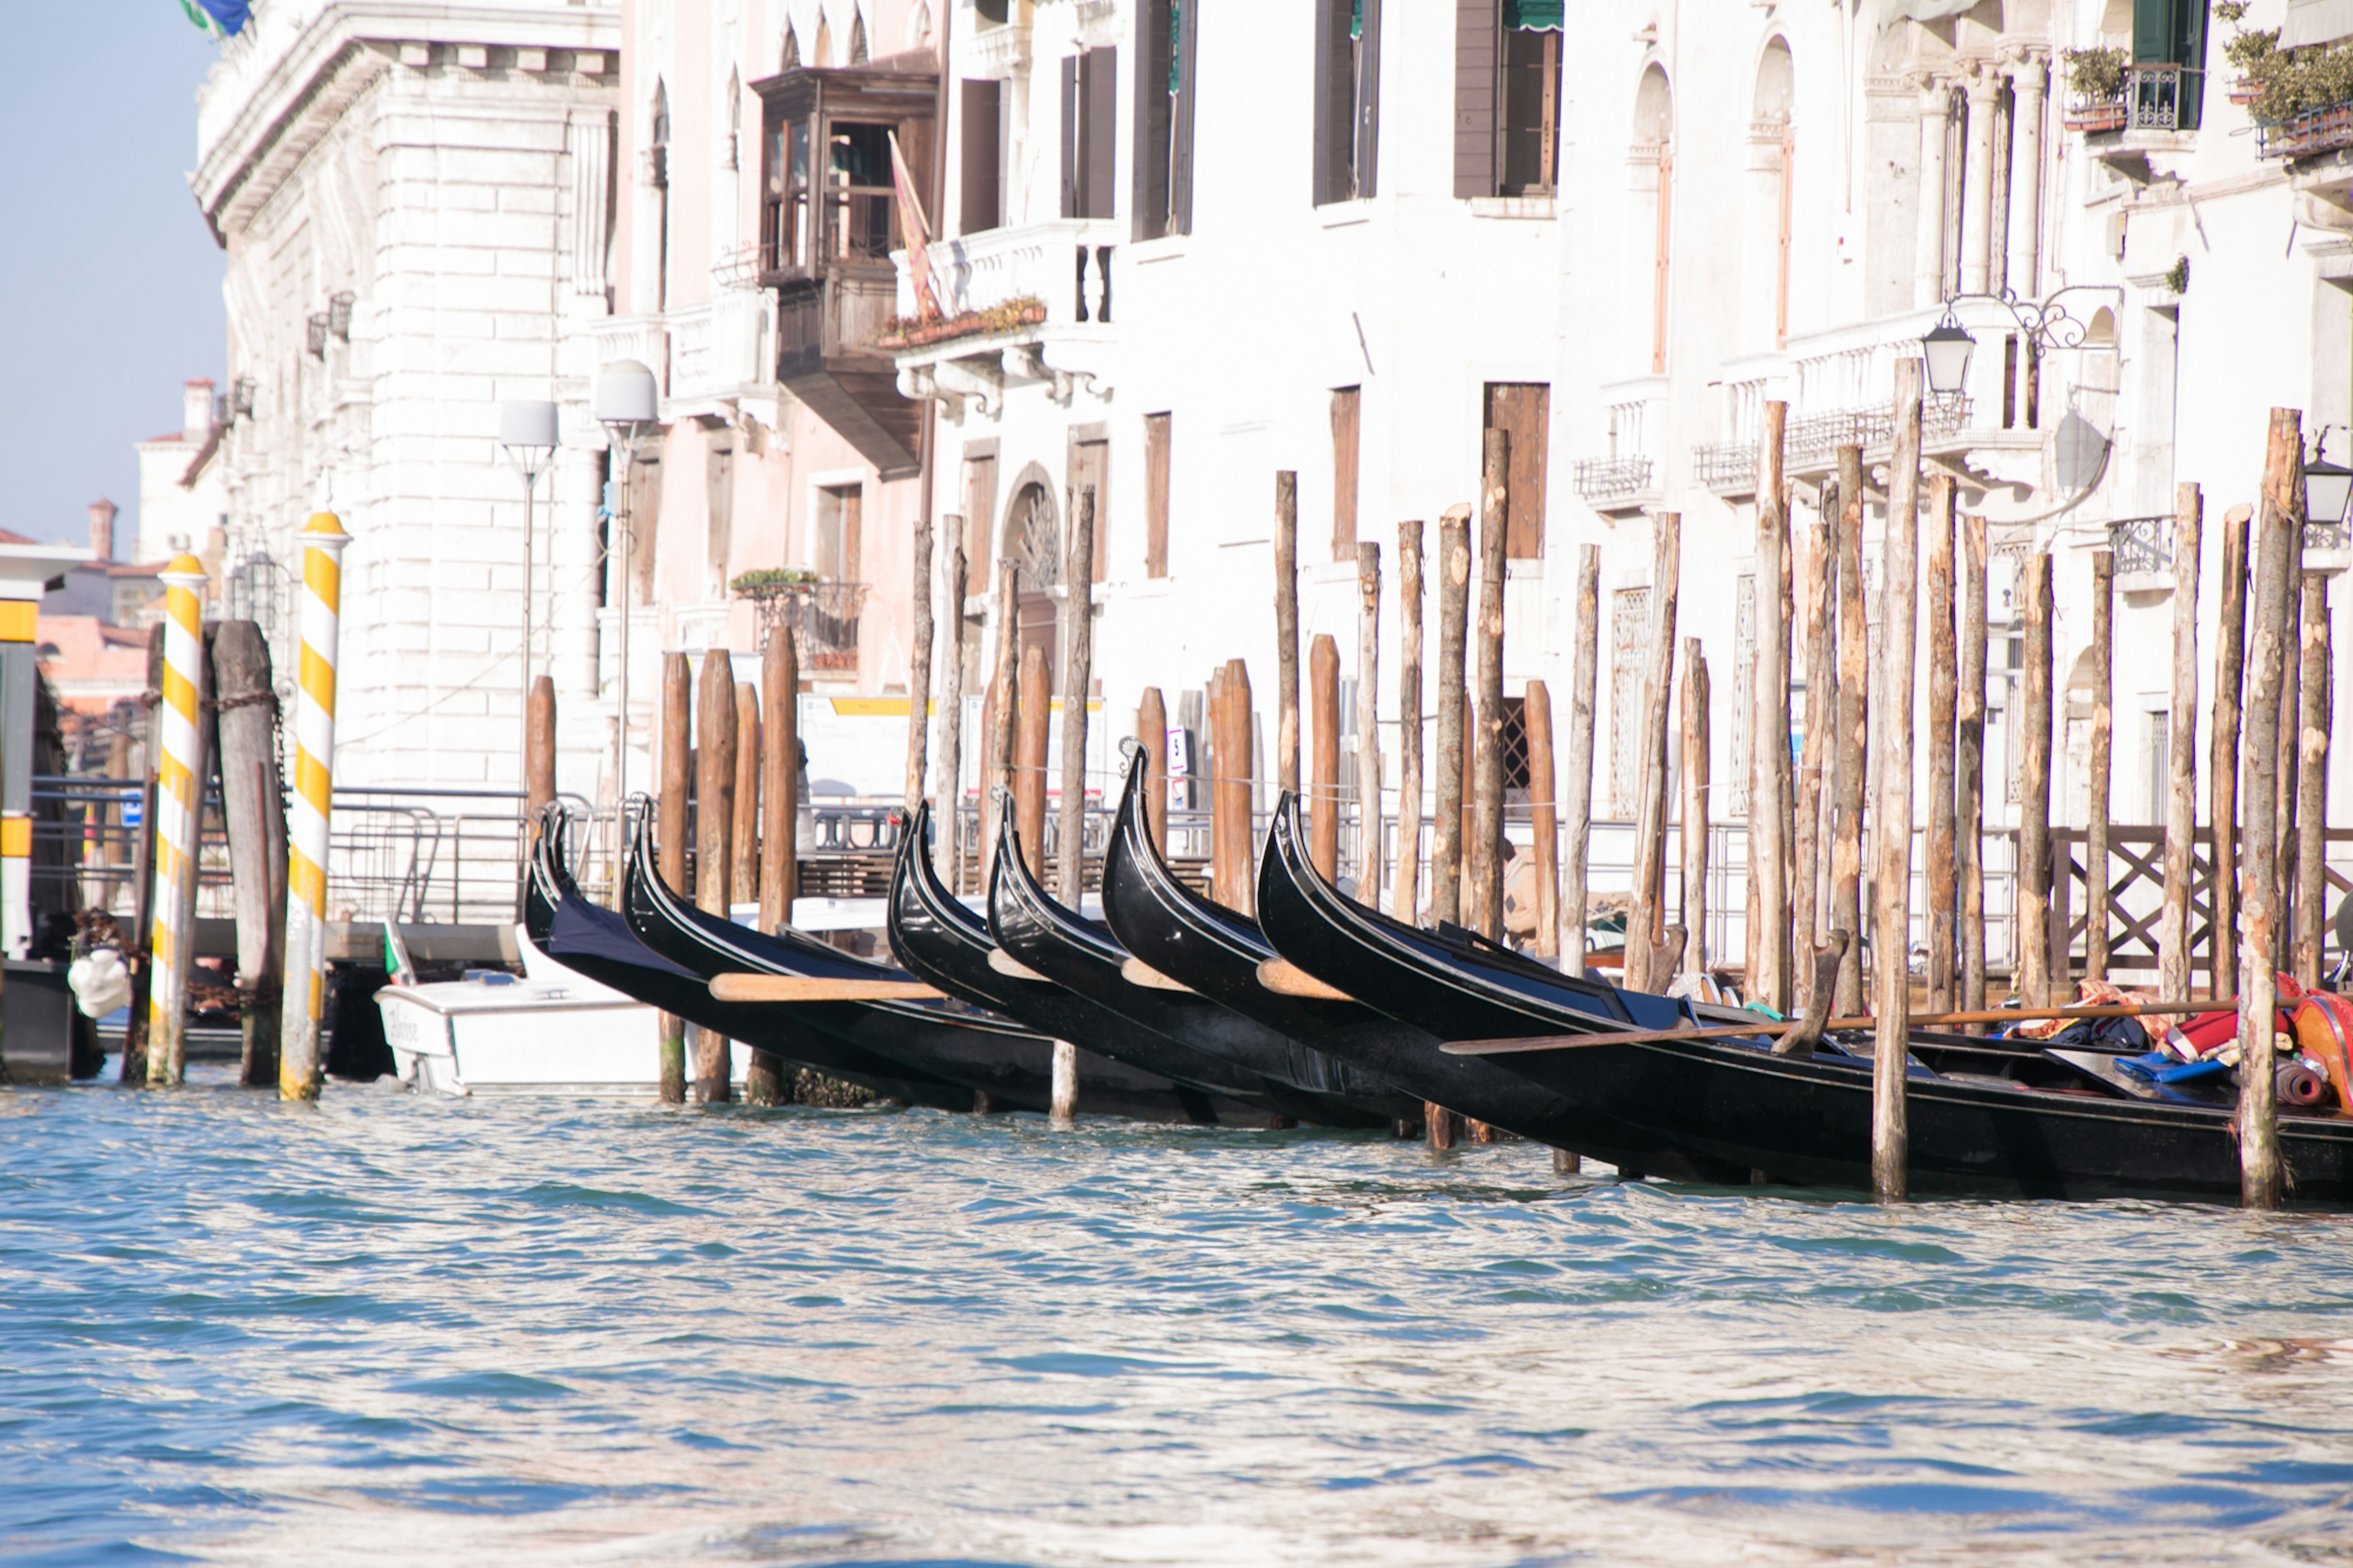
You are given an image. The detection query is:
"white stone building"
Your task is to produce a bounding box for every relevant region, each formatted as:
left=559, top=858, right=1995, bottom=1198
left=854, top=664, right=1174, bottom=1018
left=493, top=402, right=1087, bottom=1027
left=132, top=380, right=227, bottom=567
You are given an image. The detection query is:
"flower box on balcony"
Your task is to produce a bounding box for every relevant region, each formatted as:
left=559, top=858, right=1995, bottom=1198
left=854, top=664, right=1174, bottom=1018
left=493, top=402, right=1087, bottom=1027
left=876, top=297, right=1048, bottom=352
left=2065, top=99, right=2131, bottom=132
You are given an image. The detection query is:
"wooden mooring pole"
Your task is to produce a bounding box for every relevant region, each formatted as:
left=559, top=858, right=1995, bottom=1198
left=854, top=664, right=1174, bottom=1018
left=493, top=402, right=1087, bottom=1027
left=2018, top=555, right=2055, bottom=1008
left=214, top=620, right=286, bottom=1089
left=1430, top=507, right=1471, bottom=928
left=1393, top=521, right=1425, bottom=925
left=1356, top=543, right=1383, bottom=909
left=1212, top=659, right=1255, bottom=912
left=934, top=518, right=967, bottom=895
left=2086, top=547, right=2116, bottom=982
left=527, top=675, right=557, bottom=825
left=1628, top=513, right=1681, bottom=993
left=905, top=509, right=934, bottom=823
left=1015, top=642, right=1051, bottom=881
left=1138, top=686, right=1169, bottom=850
left=1275, top=471, right=1302, bottom=798
left=2279, top=521, right=2308, bottom=907
left=2159, top=485, right=2203, bottom=1001
left=1795, top=514, right=1832, bottom=960
left=1830, top=444, right=1869, bottom=1015
left=2241, top=407, right=2305, bottom=1210
left=983, top=561, right=1021, bottom=877
left=1469, top=431, right=1510, bottom=940
left=1526, top=678, right=1558, bottom=960
left=694, top=651, right=737, bottom=1104
left=1051, top=491, right=1095, bottom=1130
left=2211, top=507, right=2249, bottom=996
left=121, top=629, right=161, bottom=1083
left=1680, top=642, right=1709, bottom=977
left=1872, top=360, right=1923, bottom=1202
left=760, top=627, right=800, bottom=934
left=733, top=682, right=760, bottom=911
left=2295, top=570, right=2332, bottom=989
left=1751, top=403, right=1791, bottom=1012
left=1561, top=544, right=1601, bottom=972
left=656, top=652, right=691, bottom=1102
left=1310, top=633, right=1341, bottom=881
left=1958, top=513, right=1988, bottom=1015
left=1923, top=478, right=1957, bottom=1015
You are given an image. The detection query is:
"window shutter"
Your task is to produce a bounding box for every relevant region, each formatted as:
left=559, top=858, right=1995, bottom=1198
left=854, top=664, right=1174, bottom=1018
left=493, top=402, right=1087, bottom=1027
left=1061, top=55, right=1080, bottom=218
left=1313, top=0, right=1341, bottom=205
left=961, top=79, right=1001, bottom=233
left=1132, top=1, right=1173, bottom=239
left=2131, top=0, right=2174, bottom=61
left=1453, top=0, right=1499, bottom=199
left=1172, top=1, right=1199, bottom=232
left=1082, top=48, right=1120, bottom=216
left=1355, top=0, right=1382, bottom=199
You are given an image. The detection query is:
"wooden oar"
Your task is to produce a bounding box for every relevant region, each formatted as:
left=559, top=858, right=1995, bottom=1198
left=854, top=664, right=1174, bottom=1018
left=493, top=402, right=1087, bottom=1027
left=710, top=973, right=944, bottom=1003
left=1256, top=956, right=1355, bottom=1002
left=1444, top=998, right=2229, bottom=1058
left=1121, top=957, right=1195, bottom=993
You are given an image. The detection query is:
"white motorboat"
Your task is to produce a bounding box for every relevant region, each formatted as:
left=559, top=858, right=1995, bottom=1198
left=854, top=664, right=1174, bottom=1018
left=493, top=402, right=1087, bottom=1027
left=378, top=926, right=749, bottom=1096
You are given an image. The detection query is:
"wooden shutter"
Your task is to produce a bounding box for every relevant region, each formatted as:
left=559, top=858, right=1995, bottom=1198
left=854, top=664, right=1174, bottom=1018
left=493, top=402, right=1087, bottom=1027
left=1172, top=0, right=1199, bottom=232
left=1313, top=0, right=1347, bottom=205
left=2132, top=0, right=2174, bottom=61
left=1330, top=388, right=1361, bottom=559
left=1145, top=414, right=1172, bottom=578
left=961, top=80, right=1001, bottom=234
left=1453, top=0, right=1498, bottom=199
left=1133, top=1, right=1173, bottom=239
left=1355, top=0, right=1382, bottom=199
left=1084, top=48, right=1120, bottom=218
left=1060, top=56, right=1080, bottom=218
left=1483, top=383, right=1548, bottom=559
left=1651, top=143, right=1673, bottom=374
left=1074, top=440, right=1110, bottom=581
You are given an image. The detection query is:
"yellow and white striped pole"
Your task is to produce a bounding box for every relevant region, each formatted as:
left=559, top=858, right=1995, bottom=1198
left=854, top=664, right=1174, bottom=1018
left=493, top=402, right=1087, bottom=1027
left=279, top=512, right=350, bottom=1100
left=146, top=554, right=210, bottom=1086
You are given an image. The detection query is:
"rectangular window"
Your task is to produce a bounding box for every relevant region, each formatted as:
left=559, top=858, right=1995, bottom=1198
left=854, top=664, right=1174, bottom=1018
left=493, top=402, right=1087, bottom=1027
left=629, top=447, right=663, bottom=601
left=1132, top=0, right=1197, bottom=238
left=1145, top=413, right=1173, bottom=578
left=1482, top=382, right=1548, bottom=558
left=961, top=79, right=1002, bottom=234
left=963, top=453, right=997, bottom=583
left=1314, top=0, right=1381, bottom=204
left=1457, top=1, right=1562, bottom=199
left=1608, top=586, right=1650, bottom=817
left=1330, top=387, right=1361, bottom=559
left=816, top=483, right=863, bottom=582
left=2146, top=710, right=2170, bottom=825
left=1072, top=439, right=1110, bottom=581
left=706, top=436, right=734, bottom=592
left=1061, top=48, right=1120, bottom=220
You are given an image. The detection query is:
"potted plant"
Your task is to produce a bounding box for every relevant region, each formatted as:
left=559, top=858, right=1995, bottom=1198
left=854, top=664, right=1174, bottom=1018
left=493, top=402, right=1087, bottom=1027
left=2063, top=46, right=2130, bottom=131
left=731, top=566, right=817, bottom=596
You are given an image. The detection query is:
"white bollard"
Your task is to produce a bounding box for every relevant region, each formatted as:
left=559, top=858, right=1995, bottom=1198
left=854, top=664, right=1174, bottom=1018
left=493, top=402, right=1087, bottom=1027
left=279, top=513, right=350, bottom=1100
left=146, top=555, right=210, bottom=1086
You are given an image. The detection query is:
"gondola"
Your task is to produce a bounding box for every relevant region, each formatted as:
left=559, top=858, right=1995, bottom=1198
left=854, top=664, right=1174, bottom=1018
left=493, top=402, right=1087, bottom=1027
left=522, top=808, right=977, bottom=1110
left=1256, top=793, right=2353, bottom=1204
left=887, top=802, right=1351, bottom=1126
left=1098, top=745, right=1651, bottom=1156
left=616, top=806, right=1237, bottom=1123
left=985, top=795, right=1423, bottom=1128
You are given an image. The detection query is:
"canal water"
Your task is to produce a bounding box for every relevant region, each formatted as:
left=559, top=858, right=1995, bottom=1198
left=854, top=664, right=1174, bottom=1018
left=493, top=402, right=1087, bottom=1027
left=7, top=1069, right=2353, bottom=1566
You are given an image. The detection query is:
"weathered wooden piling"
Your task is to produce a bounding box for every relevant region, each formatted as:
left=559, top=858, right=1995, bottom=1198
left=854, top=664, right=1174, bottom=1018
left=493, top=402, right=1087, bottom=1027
left=905, top=509, right=934, bottom=821
left=1561, top=545, right=1601, bottom=970
left=1430, top=507, right=1472, bottom=927
left=1356, top=542, right=1383, bottom=908
left=527, top=675, right=557, bottom=824
left=2241, top=407, right=2304, bottom=1210
left=2159, top=485, right=2203, bottom=1001
left=983, top=560, right=1021, bottom=876
left=1275, top=471, right=1302, bottom=797
left=2278, top=522, right=2307, bottom=901
left=1795, top=515, right=1832, bottom=958
left=2211, top=509, right=2249, bottom=996
left=935, top=518, right=968, bottom=893
left=1871, top=360, right=1923, bottom=1202
left=214, top=620, right=287, bottom=1089
left=1309, top=633, right=1341, bottom=881
left=1923, top=479, right=1957, bottom=1015
left=1138, top=686, right=1169, bottom=849
left=2086, top=548, right=2116, bottom=981
left=2017, top=554, right=2055, bottom=1008
left=1393, top=521, right=1425, bottom=924
left=2295, top=570, right=2332, bottom=988
left=760, top=627, right=800, bottom=933
left=1016, top=642, right=1051, bottom=881
left=1751, top=404, right=1791, bottom=1012
left=1679, top=643, right=1710, bottom=976
left=1212, top=658, right=1256, bottom=913
left=733, top=682, right=760, bottom=907
left=694, top=651, right=737, bottom=1104
left=657, top=651, right=692, bottom=1103
left=1830, top=445, right=1869, bottom=1014
left=1525, top=678, right=1559, bottom=960
left=1470, top=433, right=1511, bottom=941
left=1058, top=487, right=1097, bottom=909
left=1958, top=514, right=1988, bottom=1013
left=146, top=556, right=210, bottom=1088
left=1627, top=514, right=1680, bottom=993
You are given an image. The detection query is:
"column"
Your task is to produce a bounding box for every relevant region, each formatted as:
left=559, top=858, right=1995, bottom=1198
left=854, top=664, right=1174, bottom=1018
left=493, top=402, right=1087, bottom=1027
left=1961, top=67, right=2002, bottom=297
left=2004, top=50, right=2047, bottom=300
left=1915, top=76, right=1952, bottom=309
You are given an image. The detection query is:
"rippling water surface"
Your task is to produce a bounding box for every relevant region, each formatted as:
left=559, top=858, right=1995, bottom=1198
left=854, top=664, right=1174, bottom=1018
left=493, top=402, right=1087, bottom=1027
left=7, top=1066, right=2353, bottom=1566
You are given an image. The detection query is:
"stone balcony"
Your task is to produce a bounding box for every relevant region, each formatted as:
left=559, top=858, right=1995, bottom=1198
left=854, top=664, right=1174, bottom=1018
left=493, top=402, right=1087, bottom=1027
left=889, top=219, right=1123, bottom=415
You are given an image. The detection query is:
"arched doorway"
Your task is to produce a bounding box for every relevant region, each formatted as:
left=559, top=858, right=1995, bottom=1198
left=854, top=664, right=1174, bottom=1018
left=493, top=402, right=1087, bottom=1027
left=1004, top=479, right=1061, bottom=678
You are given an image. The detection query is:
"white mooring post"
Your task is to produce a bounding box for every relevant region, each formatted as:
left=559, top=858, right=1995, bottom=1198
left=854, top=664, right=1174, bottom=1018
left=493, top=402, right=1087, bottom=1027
left=279, top=512, right=351, bottom=1101
left=146, top=555, right=211, bottom=1086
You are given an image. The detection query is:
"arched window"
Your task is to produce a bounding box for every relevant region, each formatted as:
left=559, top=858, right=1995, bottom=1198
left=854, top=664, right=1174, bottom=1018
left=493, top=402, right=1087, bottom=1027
left=651, top=81, right=672, bottom=309
left=1632, top=67, right=1673, bottom=374
left=907, top=1, right=933, bottom=50
left=1004, top=479, right=1061, bottom=672
left=1753, top=40, right=1795, bottom=347
left=781, top=21, right=801, bottom=69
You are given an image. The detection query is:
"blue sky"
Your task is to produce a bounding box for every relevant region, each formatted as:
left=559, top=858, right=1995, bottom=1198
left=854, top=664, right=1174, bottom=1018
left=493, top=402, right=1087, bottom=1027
left=1, top=5, right=226, bottom=550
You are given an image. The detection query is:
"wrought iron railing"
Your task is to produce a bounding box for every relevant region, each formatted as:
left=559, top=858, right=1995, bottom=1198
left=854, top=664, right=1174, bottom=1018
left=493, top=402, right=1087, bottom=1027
left=1692, top=442, right=1755, bottom=494
left=1784, top=398, right=1971, bottom=470
left=2107, top=516, right=2170, bottom=575
left=2127, top=64, right=2200, bottom=131
left=2257, top=98, right=2353, bottom=159
left=2308, top=518, right=2352, bottom=552
left=735, top=578, right=869, bottom=672
left=1572, top=455, right=1654, bottom=502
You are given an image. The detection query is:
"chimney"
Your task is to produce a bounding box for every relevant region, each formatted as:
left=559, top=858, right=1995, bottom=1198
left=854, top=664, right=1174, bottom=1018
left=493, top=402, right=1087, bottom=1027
left=182, top=378, right=216, bottom=445
left=86, top=500, right=117, bottom=564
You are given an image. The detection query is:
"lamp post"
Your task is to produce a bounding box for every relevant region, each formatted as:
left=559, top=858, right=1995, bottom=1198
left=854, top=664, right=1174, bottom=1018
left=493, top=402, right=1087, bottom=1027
left=2305, top=428, right=2353, bottom=538
left=1920, top=284, right=2121, bottom=407
left=499, top=400, right=558, bottom=792
left=594, top=361, right=660, bottom=906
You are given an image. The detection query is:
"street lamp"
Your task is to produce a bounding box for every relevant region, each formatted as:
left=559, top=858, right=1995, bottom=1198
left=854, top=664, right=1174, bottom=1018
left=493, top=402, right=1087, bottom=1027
left=1920, top=310, right=1976, bottom=404
left=499, top=398, right=559, bottom=793
left=2306, top=429, right=2353, bottom=531
left=594, top=360, right=661, bottom=905
left=1920, top=285, right=2121, bottom=411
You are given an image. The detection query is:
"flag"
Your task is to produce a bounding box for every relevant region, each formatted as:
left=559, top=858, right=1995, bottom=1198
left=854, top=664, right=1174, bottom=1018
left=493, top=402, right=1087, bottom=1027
left=887, top=129, right=939, bottom=322
left=180, top=0, right=250, bottom=36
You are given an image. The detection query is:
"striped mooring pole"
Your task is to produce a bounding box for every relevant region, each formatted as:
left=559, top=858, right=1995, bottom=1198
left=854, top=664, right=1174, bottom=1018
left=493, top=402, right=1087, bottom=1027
left=279, top=512, right=350, bottom=1101
left=146, top=554, right=210, bottom=1086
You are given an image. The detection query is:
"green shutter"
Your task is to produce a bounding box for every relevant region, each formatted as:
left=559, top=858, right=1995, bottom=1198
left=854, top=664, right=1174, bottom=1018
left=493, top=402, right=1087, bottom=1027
left=2131, top=0, right=2174, bottom=62
left=1504, top=0, right=1564, bottom=29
